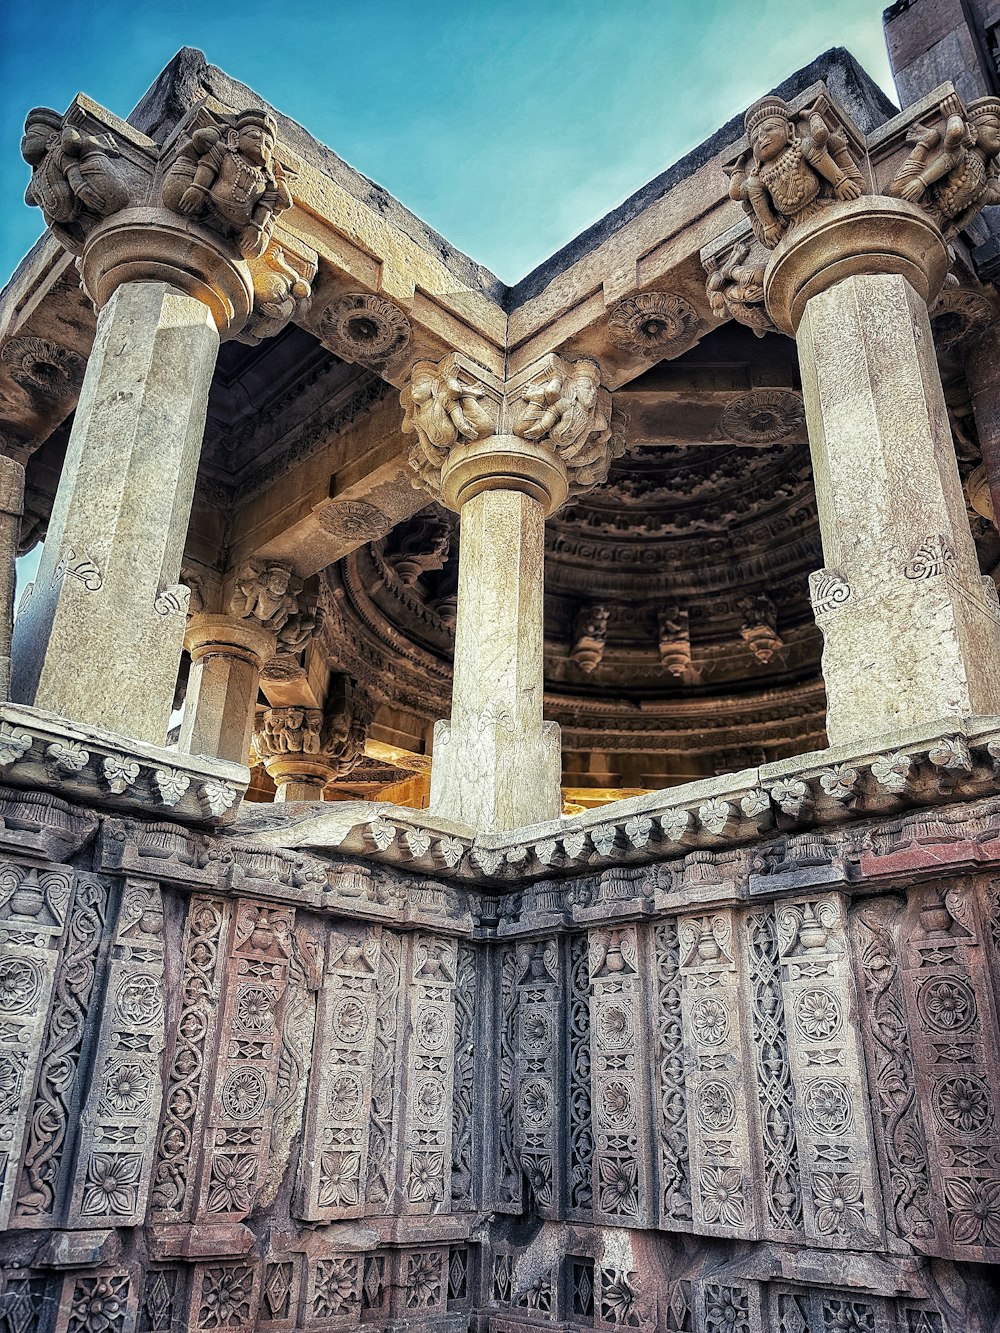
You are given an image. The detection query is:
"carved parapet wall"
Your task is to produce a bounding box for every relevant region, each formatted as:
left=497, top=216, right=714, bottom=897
left=0, top=721, right=997, bottom=1326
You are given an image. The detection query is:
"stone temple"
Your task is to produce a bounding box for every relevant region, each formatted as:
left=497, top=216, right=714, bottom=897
left=7, top=1, right=1000, bottom=1328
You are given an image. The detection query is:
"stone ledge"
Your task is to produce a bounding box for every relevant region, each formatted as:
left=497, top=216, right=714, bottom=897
left=0, top=703, right=249, bottom=826
left=253, top=716, right=1000, bottom=887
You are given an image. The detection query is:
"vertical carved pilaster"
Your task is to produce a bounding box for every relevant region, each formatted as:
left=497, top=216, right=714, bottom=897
left=901, top=883, right=1000, bottom=1260
left=513, top=939, right=563, bottom=1218
left=399, top=934, right=457, bottom=1213
left=193, top=902, right=294, bottom=1223
left=0, top=863, right=73, bottom=1227
left=296, top=923, right=380, bottom=1220
left=566, top=930, right=593, bottom=1221
left=746, top=906, right=803, bottom=1243
left=589, top=925, right=652, bottom=1227
left=68, top=879, right=166, bottom=1226
left=494, top=942, right=522, bottom=1213
left=150, top=895, right=229, bottom=1220
left=12, top=872, right=111, bottom=1227
left=450, top=941, right=477, bottom=1212
left=776, top=893, right=883, bottom=1248
left=851, top=895, right=935, bottom=1246
left=651, top=917, right=692, bottom=1229
left=679, top=909, right=758, bottom=1239
left=365, top=927, right=402, bottom=1214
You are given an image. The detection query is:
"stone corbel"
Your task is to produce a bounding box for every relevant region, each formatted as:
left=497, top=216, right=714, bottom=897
left=701, top=220, right=778, bottom=338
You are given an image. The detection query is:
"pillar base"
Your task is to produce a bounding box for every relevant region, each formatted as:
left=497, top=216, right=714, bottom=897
left=428, top=716, right=562, bottom=832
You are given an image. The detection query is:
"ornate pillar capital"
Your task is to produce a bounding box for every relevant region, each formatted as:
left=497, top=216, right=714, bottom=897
left=400, top=350, right=622, bottom=516
left=251, top=678, right=374, bottom=801
left=711, top=87, right=1000, bottom=335
left=22, top=98, right=315, bottom=339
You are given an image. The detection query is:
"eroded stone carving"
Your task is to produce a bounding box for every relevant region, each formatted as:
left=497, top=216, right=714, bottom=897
left=239, top=243, right=314, bottom=345
left=509, top=356, right=615, bottom=491
left=401, top=355, right=498, bottom=490
left=606, top=292, right=700, bottom=358
left=162, top=107, right=292, bottom=259
left=890, top=93, right=1000, bottom=235
left=705, top=239, right=777, bottom=337
left=319, top=293, right=411, bottom=364
left=739, top=593, right=783, bottom=662
left=728, top=95, right=865, bottom=247
left=21, top=107, right=130, bottom=247
left=229, top=560, right=301, bottom=633
left=382, top=510, right=452, bottom=587
left=0, top=338, right=85, bottom=401
left=658, top=606, right=692, bottom=677
left=571, top=604, right=610, bottom=673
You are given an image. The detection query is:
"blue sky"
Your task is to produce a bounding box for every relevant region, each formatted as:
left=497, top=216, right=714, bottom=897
left=1, top=0, right=896, bottom=286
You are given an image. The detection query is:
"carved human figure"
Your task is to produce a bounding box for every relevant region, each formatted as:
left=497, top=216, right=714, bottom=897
left=511, top=357, right=617, bottom=492
left=401, top=356, right=496, bottom=487
left=240, top=245, right=313, bottom=345
left=229, top=560, right=300, bottom=633
left=384, top=511, right=452, bottom=587
left=889, top=94, right=1000, bottom=234
left=705, top=241, right=776, bottom=337
left=21, top=107, right=129, bottom=237
left=728, top=96, right=865, bottom=248
left=162, top=108, right=292, bottom=259
left=571, top=603, right=610, bottom=673
left=259, top=706, right=321, bottom=755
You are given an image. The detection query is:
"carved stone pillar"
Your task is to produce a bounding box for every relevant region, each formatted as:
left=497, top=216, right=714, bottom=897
left=766, top=201, right=1000, bottom=742
left=179, top=559, right=311, bottom=764
left=401, top=352, right=621, bottom=829
left=10, top=98, right=311, bottom=745
left=715, top=91, right=1000, bottom=745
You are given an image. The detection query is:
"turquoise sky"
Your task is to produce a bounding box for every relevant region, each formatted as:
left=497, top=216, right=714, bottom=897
left=1, top=0, right=895, bottom=285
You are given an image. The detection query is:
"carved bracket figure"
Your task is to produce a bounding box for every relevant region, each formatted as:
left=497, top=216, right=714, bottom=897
left=705, top=238, right=777, bottom=337
left=161, top=106, right=293, bottom=259
left=21, top=106, right=130, bottom=251
left=229, top=560, right=302, bottom=634
left=401, top=355, right=498, bottom=492
left=727, top=95, right=866, bottom=248
left=889, top=93, right=1000, bottom=236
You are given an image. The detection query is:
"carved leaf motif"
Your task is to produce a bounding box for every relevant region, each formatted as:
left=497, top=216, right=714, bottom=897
left=45, top=739, right=89, bottom=773
left=198, top=781, right=236, bottom=817
left=153, top=768, right=190, bottom=807
left=0, top=725, right=32, bottom=766
left=404, top=828, right=432, bottom=859
left=437, top=836, right=465, bottom=869
left=562, top=831, right=587, bottom=861
left=660, top=808, right=692, bottom=843
left=102, top=755, right=139, bottom=794
left=368, top=817, right=396, bottom=852
left=624, top=815, right=653, bottom=848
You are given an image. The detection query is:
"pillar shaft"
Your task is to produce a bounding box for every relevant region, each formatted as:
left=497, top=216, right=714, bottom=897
left=0, top=459, right=25, bottom=700
left=180, top=616, right=276, bottom=765
left=797, top=271, right=1000, bottom=742
left=429, top=485, right=561, bottom=829
left=10, top=281, right=218, bottom=743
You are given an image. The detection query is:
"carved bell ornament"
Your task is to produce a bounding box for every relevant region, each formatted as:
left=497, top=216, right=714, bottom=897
left=21, top=97, right=313, bottom=341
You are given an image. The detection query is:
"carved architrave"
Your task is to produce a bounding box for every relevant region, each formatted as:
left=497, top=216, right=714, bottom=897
left=67, top=879, right=166, bottom=1227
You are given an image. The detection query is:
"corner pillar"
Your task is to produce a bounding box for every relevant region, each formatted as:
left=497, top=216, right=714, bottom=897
left=765, top=196, right=1000, bottom=742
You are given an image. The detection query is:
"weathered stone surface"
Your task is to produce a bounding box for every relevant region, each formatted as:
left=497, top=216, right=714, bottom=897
left=10, top=281, right=218, bottom=744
